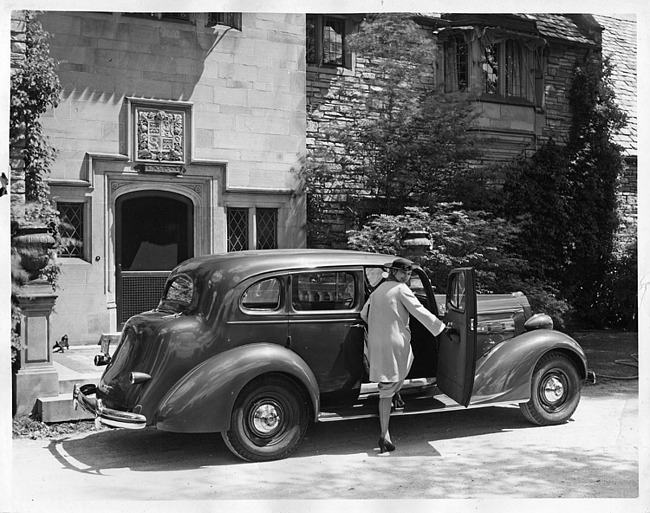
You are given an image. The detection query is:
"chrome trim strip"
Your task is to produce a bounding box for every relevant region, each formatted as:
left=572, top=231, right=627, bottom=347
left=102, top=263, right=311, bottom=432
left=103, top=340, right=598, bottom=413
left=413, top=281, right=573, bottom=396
left=226, top=319, right=288, bottom=325
left=287, top=318, right=360, bottom=324
left=227, top=318, right=360, bottom=325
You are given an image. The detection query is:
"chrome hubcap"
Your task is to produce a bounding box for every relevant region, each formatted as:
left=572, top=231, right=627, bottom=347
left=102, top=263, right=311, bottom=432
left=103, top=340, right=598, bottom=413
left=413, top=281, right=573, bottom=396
left=542, top=375, right=565, bottom=403
left=252, top=403, right=281, bottom=435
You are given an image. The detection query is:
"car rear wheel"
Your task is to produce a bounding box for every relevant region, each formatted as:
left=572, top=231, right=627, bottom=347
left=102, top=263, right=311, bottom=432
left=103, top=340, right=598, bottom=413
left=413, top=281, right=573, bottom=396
left=222, top=374, right=309, bottom=462
left=519, top=352, right=581, bottom=426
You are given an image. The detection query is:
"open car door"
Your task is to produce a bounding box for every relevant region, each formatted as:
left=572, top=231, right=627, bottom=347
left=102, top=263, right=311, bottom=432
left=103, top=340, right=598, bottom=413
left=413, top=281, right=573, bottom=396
left=436, top=268, right=478, bottom=406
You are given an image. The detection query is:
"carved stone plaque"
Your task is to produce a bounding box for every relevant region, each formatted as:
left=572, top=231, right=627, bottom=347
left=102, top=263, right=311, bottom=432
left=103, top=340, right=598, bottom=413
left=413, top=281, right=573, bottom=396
left=136, top=108, right=185, bottom=163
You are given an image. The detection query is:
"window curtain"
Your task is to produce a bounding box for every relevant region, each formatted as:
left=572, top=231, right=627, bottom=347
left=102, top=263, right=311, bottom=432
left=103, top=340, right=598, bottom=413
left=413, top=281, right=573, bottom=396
left=445, top=37, right=459, bottom=92
left=476, top=27, right=545, bottom=101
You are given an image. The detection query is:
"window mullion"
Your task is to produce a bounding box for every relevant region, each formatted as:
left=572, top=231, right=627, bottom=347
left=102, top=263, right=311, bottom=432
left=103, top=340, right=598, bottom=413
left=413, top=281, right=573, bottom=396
left=499, top=42, right=506, bottom=96
left=317, top=17, right=324, bottom=67
left=250, top=208, right=257, bottom=250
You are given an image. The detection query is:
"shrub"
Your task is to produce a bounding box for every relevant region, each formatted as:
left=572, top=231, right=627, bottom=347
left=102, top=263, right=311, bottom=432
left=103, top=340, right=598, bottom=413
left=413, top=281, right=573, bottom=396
left=348, top=205, right=570, bottom=327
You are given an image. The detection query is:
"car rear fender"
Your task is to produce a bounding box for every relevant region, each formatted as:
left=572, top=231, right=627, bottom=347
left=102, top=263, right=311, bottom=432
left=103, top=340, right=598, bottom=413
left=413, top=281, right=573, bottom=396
left=470, top=330, right=588, bottom=405
left=153, top=343, right=320, bottom=433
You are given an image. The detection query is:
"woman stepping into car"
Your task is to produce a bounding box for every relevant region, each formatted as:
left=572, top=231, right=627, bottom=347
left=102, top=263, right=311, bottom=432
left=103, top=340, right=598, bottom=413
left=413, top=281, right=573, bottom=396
left=361, top=257, right=447, bottom=453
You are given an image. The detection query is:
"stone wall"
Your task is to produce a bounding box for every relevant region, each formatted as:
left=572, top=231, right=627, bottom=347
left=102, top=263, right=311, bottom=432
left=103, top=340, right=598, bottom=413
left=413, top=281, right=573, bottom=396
left=9, top=11, right=27, bottom=200
left=39, top=12, right=306, bottom=187
left=618, top=157, right=638, bottom=244
left=306, top=55, right=380, bottom=247
left=541, top=43, right=600, bottom=144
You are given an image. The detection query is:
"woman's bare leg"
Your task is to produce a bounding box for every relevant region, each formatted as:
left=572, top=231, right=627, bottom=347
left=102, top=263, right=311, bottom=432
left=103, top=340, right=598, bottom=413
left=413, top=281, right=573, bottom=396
left=379, top=396, right=392, bottom=442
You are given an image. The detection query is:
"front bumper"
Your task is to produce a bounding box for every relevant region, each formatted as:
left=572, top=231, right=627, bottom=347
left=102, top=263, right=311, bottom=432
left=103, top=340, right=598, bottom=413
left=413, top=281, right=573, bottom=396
left=73, top=383, right=147, bottom=429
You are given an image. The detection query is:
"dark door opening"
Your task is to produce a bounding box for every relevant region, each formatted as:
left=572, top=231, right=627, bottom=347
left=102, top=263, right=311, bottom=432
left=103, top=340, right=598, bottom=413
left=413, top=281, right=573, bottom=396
left=116, top=192, right=193, bottom=326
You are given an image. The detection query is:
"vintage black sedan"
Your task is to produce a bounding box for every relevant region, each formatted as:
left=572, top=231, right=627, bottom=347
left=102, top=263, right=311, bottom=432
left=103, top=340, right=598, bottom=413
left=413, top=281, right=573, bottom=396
left=74, top=250, right=592, bottom=461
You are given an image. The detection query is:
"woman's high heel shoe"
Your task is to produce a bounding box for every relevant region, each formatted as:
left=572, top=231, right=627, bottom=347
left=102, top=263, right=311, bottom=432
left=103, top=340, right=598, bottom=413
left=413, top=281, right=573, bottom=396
left=392, top=393, right=405, bottom=411
left=378, top=437, right=396, bottom=453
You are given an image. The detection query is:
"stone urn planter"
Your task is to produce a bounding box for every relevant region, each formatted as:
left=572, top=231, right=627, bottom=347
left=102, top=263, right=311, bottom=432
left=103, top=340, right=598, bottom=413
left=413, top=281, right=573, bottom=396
left=12, top=224, right=56, bottom=282
left=401, top=229, right=431, bottom=258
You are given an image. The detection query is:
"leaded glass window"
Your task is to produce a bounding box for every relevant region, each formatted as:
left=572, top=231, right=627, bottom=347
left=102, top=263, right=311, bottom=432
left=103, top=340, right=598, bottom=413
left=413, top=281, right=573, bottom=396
left=306, top=14, right=351, bottom=69
left=228, top=208, right=249, bottom=252
left=322, top=17, right=345, bottom=66
left=256, top=208, right=278, bottom=250
left=58, top=202, right=84, bottom=258
left=227, top=207, right=278, bottom=251
left=482, top=43, right=500, bottom=95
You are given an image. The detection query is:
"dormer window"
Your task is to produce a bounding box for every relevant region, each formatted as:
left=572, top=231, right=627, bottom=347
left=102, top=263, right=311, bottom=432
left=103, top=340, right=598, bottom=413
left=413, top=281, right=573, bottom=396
left=441, top=25, right=544, bottom=105
left=481, top=39, right=531, bottom=99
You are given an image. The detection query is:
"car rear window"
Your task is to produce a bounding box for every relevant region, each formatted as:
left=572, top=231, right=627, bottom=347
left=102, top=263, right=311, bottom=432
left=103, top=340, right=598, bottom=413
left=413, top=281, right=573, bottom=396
left=158, top=275, right=194, bottom=312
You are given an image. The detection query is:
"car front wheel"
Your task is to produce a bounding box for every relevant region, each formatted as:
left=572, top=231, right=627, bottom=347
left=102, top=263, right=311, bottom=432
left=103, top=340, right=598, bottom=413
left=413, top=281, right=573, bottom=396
left=519, top=352, right=581, bottom=426
left=222, top=374, right=309, bottom=462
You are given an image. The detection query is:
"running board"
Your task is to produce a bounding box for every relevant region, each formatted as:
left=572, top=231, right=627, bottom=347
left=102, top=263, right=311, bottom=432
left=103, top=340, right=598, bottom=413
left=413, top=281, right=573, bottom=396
left=318, top=392, right=458, bottom=422
left=318, top=393, right=522, bottom=422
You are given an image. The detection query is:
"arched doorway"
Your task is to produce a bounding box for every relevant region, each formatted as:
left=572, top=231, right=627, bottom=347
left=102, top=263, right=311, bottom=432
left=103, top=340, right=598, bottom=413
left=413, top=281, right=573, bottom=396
left=115, top=191, right=194, bottom=326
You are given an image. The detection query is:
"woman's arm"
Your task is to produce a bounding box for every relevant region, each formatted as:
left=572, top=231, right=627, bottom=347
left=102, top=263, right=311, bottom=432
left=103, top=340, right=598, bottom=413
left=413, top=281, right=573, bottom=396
left=360, top=298, right=370, bottom=323
left=399, top=284, right=446, bottom=336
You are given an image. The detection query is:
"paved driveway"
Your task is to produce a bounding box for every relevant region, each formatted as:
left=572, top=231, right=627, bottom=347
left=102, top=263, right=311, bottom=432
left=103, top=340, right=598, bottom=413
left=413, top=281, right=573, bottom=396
left=9, top=381, right=641, bottom=511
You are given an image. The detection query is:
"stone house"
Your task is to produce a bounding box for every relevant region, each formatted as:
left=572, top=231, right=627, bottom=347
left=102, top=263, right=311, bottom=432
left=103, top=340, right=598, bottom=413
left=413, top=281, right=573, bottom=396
left=10, top=12, right=636, bottom=344
left=11, top=12, right=307, bottom=343
left=306, top=13, right=637, bottom=245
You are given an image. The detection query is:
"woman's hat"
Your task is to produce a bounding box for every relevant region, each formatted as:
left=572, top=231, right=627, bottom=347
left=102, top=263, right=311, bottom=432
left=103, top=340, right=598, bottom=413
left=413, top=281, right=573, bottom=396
left=385, top=257, right=417, bottom=271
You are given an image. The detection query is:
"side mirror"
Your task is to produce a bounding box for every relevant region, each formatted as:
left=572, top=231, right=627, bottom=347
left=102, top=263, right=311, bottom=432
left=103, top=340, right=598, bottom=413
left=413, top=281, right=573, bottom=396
left=524, top=313, right=554, bottom=331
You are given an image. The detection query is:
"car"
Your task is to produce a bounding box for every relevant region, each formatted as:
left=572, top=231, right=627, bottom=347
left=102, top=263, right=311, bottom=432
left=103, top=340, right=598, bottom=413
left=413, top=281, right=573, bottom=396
left=74, top=249, right=593, bottom=462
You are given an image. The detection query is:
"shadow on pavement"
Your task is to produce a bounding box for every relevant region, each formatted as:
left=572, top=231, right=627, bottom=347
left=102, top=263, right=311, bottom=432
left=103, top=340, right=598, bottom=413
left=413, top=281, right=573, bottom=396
left=48, top=404, right=533, bottom=473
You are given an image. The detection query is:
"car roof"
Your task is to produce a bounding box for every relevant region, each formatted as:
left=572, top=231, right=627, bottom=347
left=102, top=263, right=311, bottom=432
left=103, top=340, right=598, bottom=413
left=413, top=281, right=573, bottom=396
left=173, top=249, right=395, bottom=283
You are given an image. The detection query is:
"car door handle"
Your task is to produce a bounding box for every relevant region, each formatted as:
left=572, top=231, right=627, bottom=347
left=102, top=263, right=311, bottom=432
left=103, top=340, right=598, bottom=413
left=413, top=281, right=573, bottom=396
left=445, top=321, right=456, bottom=331
left=350, top=323, right=365, bottom=329
left=444, top=321, right=459, bottom=337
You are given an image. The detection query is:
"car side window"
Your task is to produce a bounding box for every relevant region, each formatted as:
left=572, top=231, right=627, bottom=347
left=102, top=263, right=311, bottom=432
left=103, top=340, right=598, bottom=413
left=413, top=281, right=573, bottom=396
left=291, top=271, right=356, bottom=311
left=447, top=272, right=466, bottom=312
left=241, top=277, right=282, bottom=311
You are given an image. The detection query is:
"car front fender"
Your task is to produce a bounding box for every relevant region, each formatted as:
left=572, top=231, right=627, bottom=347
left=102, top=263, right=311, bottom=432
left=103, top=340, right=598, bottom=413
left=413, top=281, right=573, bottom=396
left=153, top=343, right=320, bottom=433
left=470, top=330, right=588, bottom=406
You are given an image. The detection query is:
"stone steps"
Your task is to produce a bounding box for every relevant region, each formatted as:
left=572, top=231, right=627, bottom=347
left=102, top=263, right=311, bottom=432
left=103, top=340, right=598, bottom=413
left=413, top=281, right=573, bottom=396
left=36, top=334, right=117, bottom=423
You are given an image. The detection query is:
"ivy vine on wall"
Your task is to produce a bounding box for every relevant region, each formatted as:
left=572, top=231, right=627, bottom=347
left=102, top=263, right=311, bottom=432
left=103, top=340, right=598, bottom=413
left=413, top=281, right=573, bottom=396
left=10, top=11, right=62, bottom=363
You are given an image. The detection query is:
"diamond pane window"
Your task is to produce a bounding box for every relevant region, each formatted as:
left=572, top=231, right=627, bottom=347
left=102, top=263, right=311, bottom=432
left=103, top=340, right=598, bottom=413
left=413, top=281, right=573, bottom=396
left=58, top=202, right=84, bottom=258
left=228, top=208, right=249, bottom=252
left=256, top=208, right=278, bottom=250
